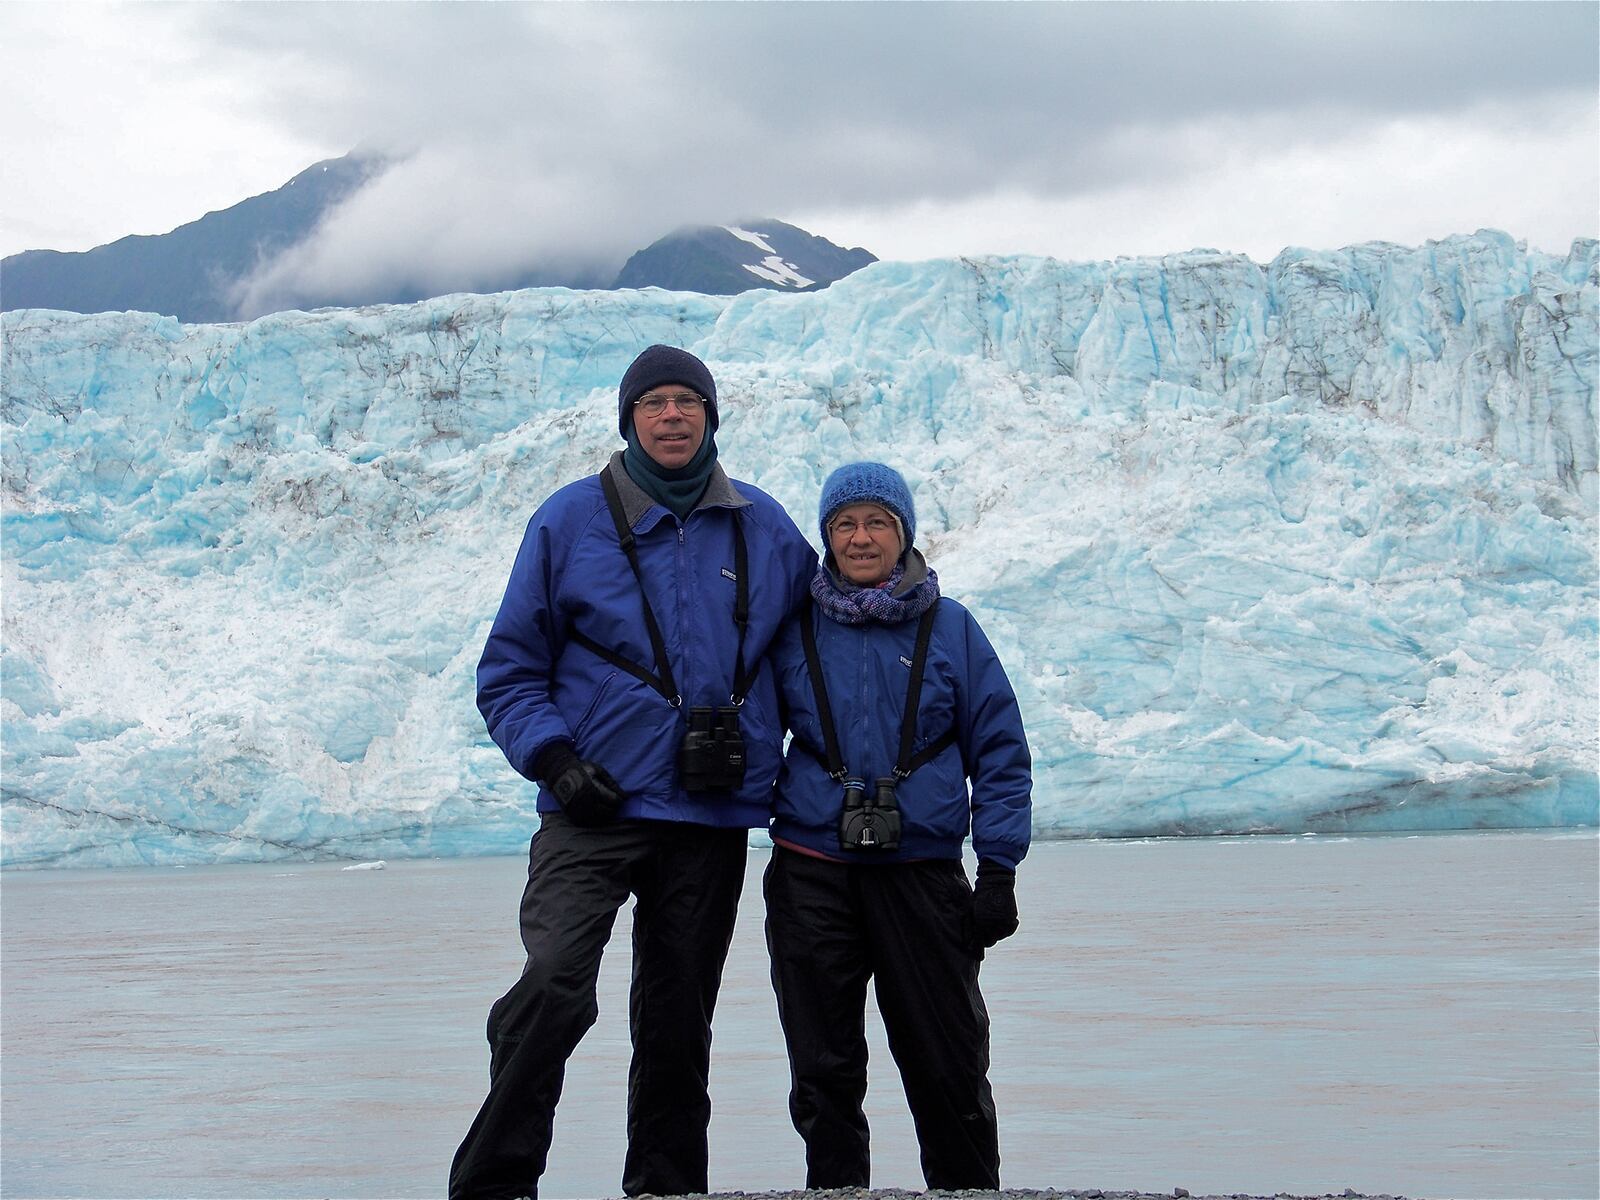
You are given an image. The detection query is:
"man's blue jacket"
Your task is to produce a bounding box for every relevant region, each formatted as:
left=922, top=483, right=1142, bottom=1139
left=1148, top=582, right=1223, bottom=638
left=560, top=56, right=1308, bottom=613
left=768, top=583, right=1033, bottom=870
left=478, top=453, right=816, bottom=828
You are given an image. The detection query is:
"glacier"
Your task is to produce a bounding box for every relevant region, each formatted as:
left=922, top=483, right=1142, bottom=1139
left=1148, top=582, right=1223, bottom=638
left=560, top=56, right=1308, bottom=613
left=2, top=228, right=1595, bottom=868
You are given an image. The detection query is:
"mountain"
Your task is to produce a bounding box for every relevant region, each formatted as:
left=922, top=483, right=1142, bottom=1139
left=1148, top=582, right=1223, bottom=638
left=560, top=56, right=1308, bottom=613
left=0, top=155, right=384, bottom=324
left=613, top=220, right=876, bottom=294
left=2, top=231, right=1595, bottom=867
left=1, top=160, right=876, bottom=321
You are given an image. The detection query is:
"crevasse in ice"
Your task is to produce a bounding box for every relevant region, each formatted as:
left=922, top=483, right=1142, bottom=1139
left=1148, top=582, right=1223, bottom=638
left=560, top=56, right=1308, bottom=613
left=2, top=230, right=1596, bottom=866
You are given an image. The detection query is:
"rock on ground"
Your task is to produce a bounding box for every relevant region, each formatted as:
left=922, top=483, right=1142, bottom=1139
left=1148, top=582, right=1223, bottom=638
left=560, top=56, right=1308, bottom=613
left=632, top=1189, right=1415, bottom=1200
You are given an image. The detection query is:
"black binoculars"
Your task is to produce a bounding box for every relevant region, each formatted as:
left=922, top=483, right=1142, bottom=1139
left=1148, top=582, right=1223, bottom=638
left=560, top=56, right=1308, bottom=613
left=678, top=706, right=747, bottom=792
left=838, top=776, right=902, bottom=852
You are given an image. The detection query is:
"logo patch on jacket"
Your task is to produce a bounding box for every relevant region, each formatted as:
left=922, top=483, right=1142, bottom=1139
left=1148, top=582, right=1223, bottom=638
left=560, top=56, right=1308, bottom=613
left=721, top=568, right=738, bottom=581
left=899, top=654, right=913, bottom=668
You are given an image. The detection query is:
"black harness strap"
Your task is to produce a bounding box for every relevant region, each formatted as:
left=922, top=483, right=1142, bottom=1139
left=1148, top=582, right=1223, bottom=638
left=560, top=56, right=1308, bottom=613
left=791, top=727, right=957, bottom=776
left=730, top=507, right=753, bottom=703
left=567, top=629, right=667, bottom=697
left=569, top=467, right=752, bottom=709
left=894, top=601, right=939, bottom=779
left=599, top=467, right=679, bottom=705
left=800, top=604, right=847, bottom=779
left=799, top=598, right=952, bottom=782
left=906, top=729, right=958, bottom=774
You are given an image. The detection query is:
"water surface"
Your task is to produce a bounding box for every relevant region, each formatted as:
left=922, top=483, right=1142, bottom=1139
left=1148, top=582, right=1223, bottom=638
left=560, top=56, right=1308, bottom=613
left=3, top=830, right=1595, bottom=1199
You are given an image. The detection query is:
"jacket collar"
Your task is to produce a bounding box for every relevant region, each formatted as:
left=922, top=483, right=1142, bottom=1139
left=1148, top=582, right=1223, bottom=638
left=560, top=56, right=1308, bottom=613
left=893, top=547, right=931, bottom=598
left=605, top=450, right=750, bottom=528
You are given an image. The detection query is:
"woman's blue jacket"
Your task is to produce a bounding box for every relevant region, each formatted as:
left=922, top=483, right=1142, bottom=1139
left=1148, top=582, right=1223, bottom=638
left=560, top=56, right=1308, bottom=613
left=769, top=587, right=1033, bottom=869
left=477, top=454, right=816, bottom=828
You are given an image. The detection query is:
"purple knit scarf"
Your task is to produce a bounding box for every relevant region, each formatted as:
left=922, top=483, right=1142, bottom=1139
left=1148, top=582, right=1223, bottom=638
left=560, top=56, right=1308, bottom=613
left=810, top=554, right=941, bottom=626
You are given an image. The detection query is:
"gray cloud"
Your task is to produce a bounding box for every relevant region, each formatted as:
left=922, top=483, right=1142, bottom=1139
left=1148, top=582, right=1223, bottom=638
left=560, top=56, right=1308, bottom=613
left=181, top=1, right=1597, bottom=313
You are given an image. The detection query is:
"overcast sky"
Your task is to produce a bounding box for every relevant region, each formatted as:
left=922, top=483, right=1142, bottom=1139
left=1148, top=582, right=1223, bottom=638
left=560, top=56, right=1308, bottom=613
left=3, top=1, right=1595, bottom=309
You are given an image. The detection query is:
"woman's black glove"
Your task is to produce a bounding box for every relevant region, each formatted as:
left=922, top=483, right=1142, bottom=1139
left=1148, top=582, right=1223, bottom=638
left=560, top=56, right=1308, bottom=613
left=970, top=859, right=1019, bottom=949
left=535, top=743, right=626, bottom=828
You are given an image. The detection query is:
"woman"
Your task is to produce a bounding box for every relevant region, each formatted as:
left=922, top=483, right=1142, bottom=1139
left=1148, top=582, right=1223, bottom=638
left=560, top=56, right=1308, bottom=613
left=765, top=461, right=1033, bottom=1190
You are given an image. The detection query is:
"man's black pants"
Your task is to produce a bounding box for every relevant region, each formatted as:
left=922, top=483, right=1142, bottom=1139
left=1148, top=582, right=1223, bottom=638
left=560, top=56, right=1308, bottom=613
left=449, top=815, right=748, bottom=1200
left=763, top=846, right=1001, bottom=1189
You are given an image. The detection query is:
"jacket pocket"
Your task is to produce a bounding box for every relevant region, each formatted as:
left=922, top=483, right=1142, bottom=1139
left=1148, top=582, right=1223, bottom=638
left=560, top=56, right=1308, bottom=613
left=572, top=670, right=619, bottom=742
left=574, top=672, right=680, bottom=797
left=901, top=749, right=972, bottom=844
left=735, top=674, right=784, bottom=797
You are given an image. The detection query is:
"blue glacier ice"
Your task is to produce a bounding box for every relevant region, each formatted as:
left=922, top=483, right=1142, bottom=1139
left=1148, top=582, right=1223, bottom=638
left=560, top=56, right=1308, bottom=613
left=2, top=229, right=1596, bottom=867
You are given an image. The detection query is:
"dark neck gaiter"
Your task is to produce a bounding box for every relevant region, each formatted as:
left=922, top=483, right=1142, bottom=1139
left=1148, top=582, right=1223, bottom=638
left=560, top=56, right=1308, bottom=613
left=622, top=428, right=719, bottom=520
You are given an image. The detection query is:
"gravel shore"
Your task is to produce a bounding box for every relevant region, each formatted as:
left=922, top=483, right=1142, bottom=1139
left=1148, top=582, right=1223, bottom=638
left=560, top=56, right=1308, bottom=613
left=637, top=1189, right=1416, bottom=1200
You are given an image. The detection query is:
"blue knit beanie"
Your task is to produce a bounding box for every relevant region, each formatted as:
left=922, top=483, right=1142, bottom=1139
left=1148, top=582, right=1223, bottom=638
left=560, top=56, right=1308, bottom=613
left=617, top=345, right=719, bottom=436
left=818, top=462, right=915, bottom=550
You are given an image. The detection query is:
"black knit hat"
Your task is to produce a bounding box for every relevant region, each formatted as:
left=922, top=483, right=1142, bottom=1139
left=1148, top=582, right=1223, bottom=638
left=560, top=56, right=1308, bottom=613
left=617, top=345, right=719, bottom=437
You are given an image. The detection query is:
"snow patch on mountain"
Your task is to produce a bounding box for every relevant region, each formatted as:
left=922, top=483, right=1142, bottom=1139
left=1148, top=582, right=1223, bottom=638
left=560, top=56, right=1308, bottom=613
left=726, top=226, right=817, bottom=288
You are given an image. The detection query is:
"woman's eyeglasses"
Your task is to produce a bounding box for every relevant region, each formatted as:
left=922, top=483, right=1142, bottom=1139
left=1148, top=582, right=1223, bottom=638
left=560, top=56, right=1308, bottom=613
left=829, top=516, right=896, bottom=538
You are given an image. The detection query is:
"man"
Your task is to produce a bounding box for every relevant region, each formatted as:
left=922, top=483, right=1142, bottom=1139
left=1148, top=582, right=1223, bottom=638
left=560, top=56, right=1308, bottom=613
left=450, top=346, right=816, bottom=1200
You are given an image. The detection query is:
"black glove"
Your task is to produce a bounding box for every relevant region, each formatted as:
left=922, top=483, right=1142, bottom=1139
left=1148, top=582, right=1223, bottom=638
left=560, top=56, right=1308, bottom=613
left=970, top=859, right=1019, bottom=950
left=535, top=743, right=626, bottom=828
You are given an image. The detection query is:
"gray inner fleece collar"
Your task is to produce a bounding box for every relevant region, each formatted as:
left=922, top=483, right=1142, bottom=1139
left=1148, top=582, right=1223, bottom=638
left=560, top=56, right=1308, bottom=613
left=606, top=450, right=750, bottom=527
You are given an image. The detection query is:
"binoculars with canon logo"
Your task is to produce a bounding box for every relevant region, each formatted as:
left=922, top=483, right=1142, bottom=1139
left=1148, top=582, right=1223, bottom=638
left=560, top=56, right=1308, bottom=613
left=838, top=776, right=902, bottom=852
left=678, top=706, right=747, bottom=792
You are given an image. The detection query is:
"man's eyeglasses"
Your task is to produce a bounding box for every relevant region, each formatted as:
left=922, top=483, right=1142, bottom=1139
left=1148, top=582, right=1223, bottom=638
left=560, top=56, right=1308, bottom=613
left=829, top=516, right=897, bottom=539
left=634, top=391, right=706, bottom=418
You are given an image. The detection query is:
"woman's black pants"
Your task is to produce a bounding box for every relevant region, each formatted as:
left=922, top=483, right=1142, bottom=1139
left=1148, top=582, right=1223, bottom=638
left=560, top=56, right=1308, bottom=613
left=449, top=814, right=748, bottom=1200
left=763, top=846, right=1001, bottom=1189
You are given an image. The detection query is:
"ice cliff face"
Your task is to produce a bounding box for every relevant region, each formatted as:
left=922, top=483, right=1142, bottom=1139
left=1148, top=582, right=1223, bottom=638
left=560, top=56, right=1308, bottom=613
left=2, top=229, right=1595, bottom=867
